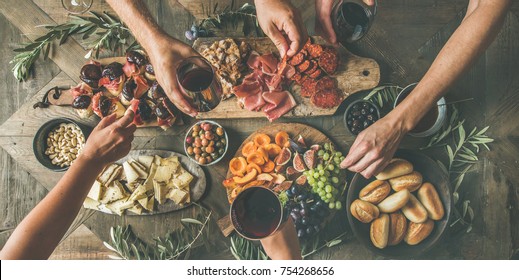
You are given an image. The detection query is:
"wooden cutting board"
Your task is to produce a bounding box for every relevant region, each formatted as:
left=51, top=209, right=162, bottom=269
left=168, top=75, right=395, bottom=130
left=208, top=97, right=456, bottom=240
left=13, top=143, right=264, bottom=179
left=193, top=36, right=380, bottom=119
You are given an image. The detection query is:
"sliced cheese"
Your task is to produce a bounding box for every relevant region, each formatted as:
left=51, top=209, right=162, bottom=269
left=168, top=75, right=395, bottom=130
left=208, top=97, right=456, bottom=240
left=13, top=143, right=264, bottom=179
left=98, top=164, right=120, bottom=186
left=168, top=188, right=188, bottom=205
left=138, top=155, right=154, bottom=170
left=123, top=161, right=140, bottom=183
left=176, top=168, right=194, bottom=186
left=129, top=160, right=148, bottom=179
left=128, top=184, right=148, bottom=202
left=153, top=180, right=167, bottom=205
left=106, top=198, right=135, bottom=216
left=127, top=204, right=144, bottom=215
left=83, top=197, right=100, bottom=210
left=87, top=180, right=104, bottom=201
left=142, top=163, right=158, bottom=192
left=99, top=181, right=128, bottom=204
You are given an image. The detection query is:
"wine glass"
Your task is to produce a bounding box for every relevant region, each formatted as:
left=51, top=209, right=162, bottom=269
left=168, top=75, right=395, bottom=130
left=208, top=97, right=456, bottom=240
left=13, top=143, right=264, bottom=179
left=61, top=0, right=93, bottom=14
left=332, top=0, right=378, bottom=43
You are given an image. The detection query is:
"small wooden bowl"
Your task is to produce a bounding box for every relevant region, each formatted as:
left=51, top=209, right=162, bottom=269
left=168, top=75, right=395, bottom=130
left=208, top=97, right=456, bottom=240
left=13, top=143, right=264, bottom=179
left=33, top=118, right=92, bottom=172
left=346, top=149, right=452, bottom=258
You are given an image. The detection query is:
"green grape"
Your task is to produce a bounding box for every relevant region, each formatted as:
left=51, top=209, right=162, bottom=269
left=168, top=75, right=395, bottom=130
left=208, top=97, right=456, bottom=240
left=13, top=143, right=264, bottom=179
left=323, top=153, right=330, bottom=160
left=317, top=181, right=325, bottom=188
left=318, top=169, right=325, bottom=176
left=320, top=176, right=327, bottom=183
left=329, top=197, right=335, bottom=203
left=324, top=143, right=330, bottom=151
left=319, top=190, right=326, bottom=197
left=324, top=198, right=330, bottom=203
left=332, top=177, right=339, bottom=184
left=334, top=157, right=341, bottom=164
left=333, top=168, right=341, bottom=174
left=335, top=151, right=343, bottom=157
left=329, top=202, right=335, bottom=209
left=308, top=177, right=316, bottom=185
left=313, top=173, right=320, bottom=179
left=340, top=156, right=345, bottom=161
left=317, top=164, right=324, bottom=170
left=326, top=193, right=332, bottom=199
left=327, top=164, right=335, bottom=171
left=335, top=201, right=343, bottom=210
left=325, top=185, right=333, bottom=193
left=308, top=169, right=315, bottom=176
left=318, top=150, right=325, bottom=157
left=324, top=171, right=331, bottom=177
left=303, top=171, right=309, bottom=176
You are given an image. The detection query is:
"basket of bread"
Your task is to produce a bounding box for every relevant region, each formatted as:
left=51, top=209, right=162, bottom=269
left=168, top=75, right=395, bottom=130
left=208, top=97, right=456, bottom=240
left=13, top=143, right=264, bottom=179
left=346, top=150, right=452, bottom=258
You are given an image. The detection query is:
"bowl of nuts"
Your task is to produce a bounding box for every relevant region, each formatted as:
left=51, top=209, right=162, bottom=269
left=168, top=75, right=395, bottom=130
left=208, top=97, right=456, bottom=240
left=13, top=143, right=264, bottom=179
left=184, top=120, right=228, bottom=166
left=33, top=118, right=91, bottom=171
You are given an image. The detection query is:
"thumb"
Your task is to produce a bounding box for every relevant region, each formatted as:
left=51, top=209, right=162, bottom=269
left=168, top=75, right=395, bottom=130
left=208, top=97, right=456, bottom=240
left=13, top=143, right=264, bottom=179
left=96, top=113, right=117, bottom=129
left=267, top=25, right=289, bottom=58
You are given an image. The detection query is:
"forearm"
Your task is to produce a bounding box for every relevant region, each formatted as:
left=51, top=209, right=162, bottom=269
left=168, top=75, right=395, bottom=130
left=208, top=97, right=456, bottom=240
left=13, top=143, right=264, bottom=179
left=0, top=155, right=105, bottom=259
left=390, top=0, right=510, bottom=131
left=105, top=0, right=181, bottom=52
left=260, top=218, right=302, bottom=260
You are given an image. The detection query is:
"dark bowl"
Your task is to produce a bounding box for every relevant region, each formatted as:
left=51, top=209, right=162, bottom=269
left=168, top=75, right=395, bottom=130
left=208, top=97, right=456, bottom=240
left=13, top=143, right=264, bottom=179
left=346, top=149, right=452, bottom=258
left=33, top=118, right=92, bottom=172
left=344, top=100, right=381, bottom=136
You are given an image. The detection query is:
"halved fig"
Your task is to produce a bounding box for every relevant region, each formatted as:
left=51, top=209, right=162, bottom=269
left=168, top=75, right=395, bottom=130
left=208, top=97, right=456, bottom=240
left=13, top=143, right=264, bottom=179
left=303, top=149, right=316, bottom=169
left=275, top=147, right=292, bottom=166
left=273, top=181, right=293, bottom=193
left=289, top=138, right=306, bottom=154
left=293, top=152, right=306, bottom=172
left=295, top=174, right=307, bottom=186
left=286, top=166, right=302, bottom=180
left=297, top=135, right=307, bottom=148
left=310, top=144, right=320, bottom=151
left=275, top=163, right=287, bottom=174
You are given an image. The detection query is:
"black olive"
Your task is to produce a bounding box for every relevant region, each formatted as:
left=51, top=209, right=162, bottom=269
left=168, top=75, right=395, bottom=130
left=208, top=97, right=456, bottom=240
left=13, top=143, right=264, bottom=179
left=369, top=107, right=376, bottom=113
left=362, top=102, right=370, bottom=109
left=145, top=63, right=155, bottom=75
left=352, top=104, right=360, bottom=110
left=99, top=96, right=112, bottom=117
left=347, top=119, right=353, bottom=126
left=367, top=114, right=375, bottom=121
left=72, top=95, right=92, bottom=109
left=137, top=99, right=153, bottom=122
left=352, top=120, right=361, bottom=128
left=102, top=62, right=124, bottom=81
left=352, top=110, right=361, bottom=117
left=122, top=79, right=136, bottom=101
left=126, top=51, right=148, bottom=67
left=154, top=102, right=171, bottom=119
left=80, top=64, right=102, bottom=88
left=361, top=108, right=367, bottom=115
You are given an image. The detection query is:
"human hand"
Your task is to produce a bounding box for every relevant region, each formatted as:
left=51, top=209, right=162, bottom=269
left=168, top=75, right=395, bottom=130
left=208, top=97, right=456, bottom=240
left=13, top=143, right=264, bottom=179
left=255, top=0, right=308, bottom=57
left=315, top=0, right=375, bottom=44
left=260, top=218, right=302, bottom=260
left=147, top=36, right=200, bottom=117
left=340, top=114, right=407, bottom=178
left=81, top=107, right=136, bottom=166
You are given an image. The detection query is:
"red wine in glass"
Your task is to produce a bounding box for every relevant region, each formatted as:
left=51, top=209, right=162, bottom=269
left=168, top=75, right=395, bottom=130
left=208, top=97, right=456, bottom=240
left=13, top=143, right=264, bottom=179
left=332, top=0, right=377, bottom=43
left=230, top=187, right=283, bottom=240
left=177, top=57, right=223, bottom=112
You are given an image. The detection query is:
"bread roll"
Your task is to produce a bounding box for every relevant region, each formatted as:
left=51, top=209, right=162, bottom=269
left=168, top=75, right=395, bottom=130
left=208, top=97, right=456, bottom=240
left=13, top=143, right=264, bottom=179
left=370, top=214, right=389, bottom=249
left=417, top=182, right=444, bottom=220
left=377, top=189, right=410, bottom=213
left=388, top=171, right=423, bottom=192
left=404, top=219, right=434, bottom=245
left=375, top=158, right=413, bottom=180
left=388, top=212, right=407, bottom=246
left=350, top=199, right=380, bottom=223
left=401, top=193, right=428, bottom=223
left=359, top=180, right=391, bottom=204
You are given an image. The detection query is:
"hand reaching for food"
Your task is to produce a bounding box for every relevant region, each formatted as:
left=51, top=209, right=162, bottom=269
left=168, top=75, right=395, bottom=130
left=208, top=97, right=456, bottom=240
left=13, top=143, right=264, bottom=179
left=255, top=0, right=308, bottom=57
left=315, top=0, right=375, bottom=44
left=81, top=107, right=136, bottom=166
left=340, top=115, right=408, bottom=179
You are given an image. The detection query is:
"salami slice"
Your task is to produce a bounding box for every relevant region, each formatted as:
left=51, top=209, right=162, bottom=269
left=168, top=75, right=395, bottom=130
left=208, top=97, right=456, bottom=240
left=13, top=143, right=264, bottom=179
left=289, top=49, right=307, bottom=66
left=291, top=72, right=303, bottom=83
left=308, top=68, right=322, bottom=79
left=318, top=47, right=339, bottom=74
left=310, top=89, right=343, bottom=109
left=304, top=60, right=318, bottom=74
left=307, top=44, right=323, bottom=58
left=316, top=76, right=336, bottom=91
left=300, top=78, right=318, bottom=98
left=296, top=60, right=311, bottom=72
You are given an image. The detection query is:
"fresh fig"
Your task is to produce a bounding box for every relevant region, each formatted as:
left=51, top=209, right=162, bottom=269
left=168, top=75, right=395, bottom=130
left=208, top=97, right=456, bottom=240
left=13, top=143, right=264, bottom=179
left=275, top=147, right=292, bottom=166
left=289, top=138, right=307, bottom=154
left=286, top=166, right=302, bottom=180
left=303, top=149, right=316, bottom=169
left=293, top=152, right=306, bottom=172
left=295, top=174, right=307, bottom=186
left=297, top=135, right=308, bottom=148
left=310, top=144, right=320, bottom=151
left=275, top=164, right=287, bottom=174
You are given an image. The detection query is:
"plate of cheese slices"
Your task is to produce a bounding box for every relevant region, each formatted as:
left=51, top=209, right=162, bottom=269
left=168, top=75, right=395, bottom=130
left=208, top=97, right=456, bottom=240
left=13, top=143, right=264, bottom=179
left=83, top=150, right=206, bottom=215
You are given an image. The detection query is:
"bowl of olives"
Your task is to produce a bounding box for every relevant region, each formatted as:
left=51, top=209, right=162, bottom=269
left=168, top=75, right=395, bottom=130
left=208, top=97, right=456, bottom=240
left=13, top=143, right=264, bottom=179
left=184, top=120, right=228, bottom=166
left=344, top=100, right=380, bottom=135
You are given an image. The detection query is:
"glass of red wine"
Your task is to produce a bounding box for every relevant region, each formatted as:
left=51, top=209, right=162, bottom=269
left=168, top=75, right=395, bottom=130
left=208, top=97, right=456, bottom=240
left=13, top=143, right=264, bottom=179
left=176, top=56, right=223, bottom=112
left=332, top=0, right=377, bottom=43
left=230, top=186, right=284, bottom=240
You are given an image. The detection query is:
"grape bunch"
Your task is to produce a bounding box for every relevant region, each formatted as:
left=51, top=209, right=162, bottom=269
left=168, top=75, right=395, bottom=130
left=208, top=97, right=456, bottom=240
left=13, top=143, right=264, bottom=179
left=304, top=143, right=346, bottom=210
left=284, top=185, right=330, bottom=239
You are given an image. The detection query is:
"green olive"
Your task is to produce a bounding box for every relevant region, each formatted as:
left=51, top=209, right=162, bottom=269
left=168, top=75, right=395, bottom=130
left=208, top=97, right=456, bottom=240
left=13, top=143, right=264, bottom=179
left=216, top=127, right=224, bottom=136
left=186, top=146, right=194, bottom=155
left=193, top=124, right=201, bottom=132
left=218, top=148, right=225, bottom=155
left=198, top=157, right=207, bottom=164
left=206, top=146, right=215, bottom=153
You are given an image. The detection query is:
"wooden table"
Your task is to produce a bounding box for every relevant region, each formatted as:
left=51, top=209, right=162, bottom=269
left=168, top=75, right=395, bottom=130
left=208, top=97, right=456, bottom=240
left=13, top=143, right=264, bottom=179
left=1, top=0, right=518, bottom=260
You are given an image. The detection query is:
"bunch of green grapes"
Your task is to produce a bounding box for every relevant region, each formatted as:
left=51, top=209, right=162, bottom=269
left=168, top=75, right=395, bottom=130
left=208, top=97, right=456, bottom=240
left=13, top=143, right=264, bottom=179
left=303, top=143, right=346, bottom=210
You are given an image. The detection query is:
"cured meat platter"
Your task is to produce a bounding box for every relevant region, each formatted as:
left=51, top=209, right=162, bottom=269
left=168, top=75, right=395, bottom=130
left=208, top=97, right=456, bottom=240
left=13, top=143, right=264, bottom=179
left=194, top=36, right=380, bottom=120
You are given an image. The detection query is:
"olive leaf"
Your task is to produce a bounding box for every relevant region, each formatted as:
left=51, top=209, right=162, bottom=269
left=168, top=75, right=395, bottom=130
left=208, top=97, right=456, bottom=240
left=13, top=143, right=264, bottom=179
left=199, top=1, right=262, bottom=37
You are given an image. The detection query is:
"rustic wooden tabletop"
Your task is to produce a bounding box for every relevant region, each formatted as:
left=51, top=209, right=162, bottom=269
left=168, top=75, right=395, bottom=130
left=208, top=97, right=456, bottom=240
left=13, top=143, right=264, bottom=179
left=0, top=0, right=518, bottom=260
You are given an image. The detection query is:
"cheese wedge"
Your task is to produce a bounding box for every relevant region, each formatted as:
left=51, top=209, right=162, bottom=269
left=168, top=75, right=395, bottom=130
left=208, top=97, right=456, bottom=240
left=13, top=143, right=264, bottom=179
left=123, top=161, right=139, bottom=183
left=87, top=180, right=104, bottom=201
left=83, top=197, right=100, bottom=210
left=99, top=181, right=128, bottom=204
left=142, top=163, right=158, bottom=192
left=138, top=156, right=154, bottom=170
left=106, top=198, right=135, bottom=216
left=127, top=204, right=144, bottom=215
left=168, top=188, right=188, bottom=204
left=128, top=184, right=148, bottom=202
left=129, top=160, right=148, bottom=179
left=153, top=180, right=168, bottom=205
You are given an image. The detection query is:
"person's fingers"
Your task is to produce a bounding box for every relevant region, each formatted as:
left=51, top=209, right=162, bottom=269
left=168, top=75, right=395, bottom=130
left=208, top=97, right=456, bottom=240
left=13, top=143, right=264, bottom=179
left=348, top=151, right=379, bottom=173
left=266, top=24, right=290, bottom=58
left=340, top=140, right=367, bottom=169
left=364, top=0, right=375, bottom=6
left=315, top=0, right=337, bottom=44
left=360, top=157, right=386, bottom=179
left=97, top=113, right=117, bottom=129
left=165, top=82, right=198, bottom=117
left=284, top=22, right=307, bottom=57
left=113, top=107, right=135, bottom=129
left=122, top=123, right=137, bottom=136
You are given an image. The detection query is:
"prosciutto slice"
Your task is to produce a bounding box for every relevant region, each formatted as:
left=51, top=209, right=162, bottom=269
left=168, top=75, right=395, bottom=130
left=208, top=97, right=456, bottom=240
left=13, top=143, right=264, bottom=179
left=262, top=90, right=296, bottom=121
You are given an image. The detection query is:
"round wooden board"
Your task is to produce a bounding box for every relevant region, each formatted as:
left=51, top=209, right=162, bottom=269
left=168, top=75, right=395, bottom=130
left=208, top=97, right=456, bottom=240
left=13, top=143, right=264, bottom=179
left=94, top=149, right=206, bottom=215
left=194, top=36, right=380, bottom=120
left=225, top=122, right=333, bottom=200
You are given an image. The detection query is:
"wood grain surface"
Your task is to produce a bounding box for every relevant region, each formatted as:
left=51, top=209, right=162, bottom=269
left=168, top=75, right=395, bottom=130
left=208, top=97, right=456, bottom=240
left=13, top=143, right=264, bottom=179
left=194, top=36, right=380, bottom=119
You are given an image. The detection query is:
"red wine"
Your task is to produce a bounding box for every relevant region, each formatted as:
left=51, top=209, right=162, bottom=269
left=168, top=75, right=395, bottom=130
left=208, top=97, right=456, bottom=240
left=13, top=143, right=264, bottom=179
left=231, top=187, right=282, bottom=239
left=180, top=68, right=213, bottom=92
left=342, top=2, right=369, bottom=27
